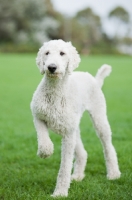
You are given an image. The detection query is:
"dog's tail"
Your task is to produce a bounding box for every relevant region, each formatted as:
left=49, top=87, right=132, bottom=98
left=95, top=64, right=112, bottom=88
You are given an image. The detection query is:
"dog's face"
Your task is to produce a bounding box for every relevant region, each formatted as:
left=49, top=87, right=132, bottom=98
left=36, top=40, right=80, bottom=78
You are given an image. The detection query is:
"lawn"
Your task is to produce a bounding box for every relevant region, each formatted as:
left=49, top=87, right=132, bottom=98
left=0, top=54, right=132, bottom=200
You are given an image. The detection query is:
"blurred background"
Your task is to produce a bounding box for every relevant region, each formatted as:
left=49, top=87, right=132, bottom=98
left=0, top=0, right=132, bottom=55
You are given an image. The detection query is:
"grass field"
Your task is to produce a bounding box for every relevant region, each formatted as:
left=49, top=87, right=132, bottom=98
left=0, top=54, right=132, bottom=200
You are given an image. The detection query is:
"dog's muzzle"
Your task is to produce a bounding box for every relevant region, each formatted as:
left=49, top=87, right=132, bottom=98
left=48, top=64, right=57, bottom=74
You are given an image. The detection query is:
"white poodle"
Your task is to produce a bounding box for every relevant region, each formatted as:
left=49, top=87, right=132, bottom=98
left=30, top=39, right=121, bottom=197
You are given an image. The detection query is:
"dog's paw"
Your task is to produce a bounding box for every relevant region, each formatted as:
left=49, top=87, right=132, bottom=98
left=107, top=170, right=121, bottom=180
left=71, top=173, right=85, bottom=182
left=51, top=190, right=68, bottom=198
left=37, top=141, right=54, bottom=158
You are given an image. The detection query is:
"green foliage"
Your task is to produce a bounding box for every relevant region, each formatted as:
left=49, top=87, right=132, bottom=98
left=0, top=0, right=60, bottom=45
left=109, top=6, right=130, bottom=23
left=76, top=8, right=101, bottom=27
left=72, top=8, right=102, bottom=53
left=0, top=0, right=131, bottom=54
left=0, top=54, right=132, bottom=199
left=0, top=43, right=39, bottom=53
left=90, top=34, right=121, bottom=55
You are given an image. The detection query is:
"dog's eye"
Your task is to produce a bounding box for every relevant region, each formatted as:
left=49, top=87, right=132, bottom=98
left=60, top=52, right=65, bottom=56
left=45, top=51, right=49, bottom=55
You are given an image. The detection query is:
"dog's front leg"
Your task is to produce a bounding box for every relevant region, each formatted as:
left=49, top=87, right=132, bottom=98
left=52, top=133, right=76, bottom=197
left=33, top=117, right=54, bottom=158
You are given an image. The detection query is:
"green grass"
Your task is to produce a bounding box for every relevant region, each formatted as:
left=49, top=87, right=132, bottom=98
left=0, top=54, right=132, bottom=200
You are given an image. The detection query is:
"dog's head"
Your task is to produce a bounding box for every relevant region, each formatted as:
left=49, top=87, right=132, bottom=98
left=36, top=39, right=80, bottom=78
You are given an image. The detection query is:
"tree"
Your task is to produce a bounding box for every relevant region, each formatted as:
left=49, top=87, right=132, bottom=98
left=109, top=6, right=129, bottom=23
left=74, top=8, right=102, bottom=53
left=108, top=6, right=130, bottom=38
left=108, top=6, right=131, bottom=54
left=0, top=0, right=16, bottom=41
left=0, top=0, right=60, bottom=45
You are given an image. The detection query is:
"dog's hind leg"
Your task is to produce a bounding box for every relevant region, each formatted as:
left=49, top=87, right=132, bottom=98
left=71, top=128, right=87, bottom=181
left=89, top=91, right=121, bottom=180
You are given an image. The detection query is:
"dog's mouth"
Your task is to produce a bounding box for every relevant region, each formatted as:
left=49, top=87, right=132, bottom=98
left=46, top=72, right=63, bottom=79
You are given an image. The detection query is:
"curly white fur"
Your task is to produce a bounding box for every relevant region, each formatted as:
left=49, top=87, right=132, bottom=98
left=30, top=39, right=121, bottom=197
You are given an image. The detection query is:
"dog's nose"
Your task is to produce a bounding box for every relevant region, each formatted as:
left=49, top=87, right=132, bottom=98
left=48, top=64, right=57, bottom=73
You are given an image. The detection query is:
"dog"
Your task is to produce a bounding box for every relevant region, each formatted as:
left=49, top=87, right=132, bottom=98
left=30, top=39, right=121, bottom=197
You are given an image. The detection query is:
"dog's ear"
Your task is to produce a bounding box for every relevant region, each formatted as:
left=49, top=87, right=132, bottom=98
left=36, top=44, right=46, bottom=75
left=67, top=42, right=81, bottom=74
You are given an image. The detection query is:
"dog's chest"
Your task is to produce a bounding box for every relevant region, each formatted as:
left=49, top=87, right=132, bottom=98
left=35, top=92, right=71, bottom=134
